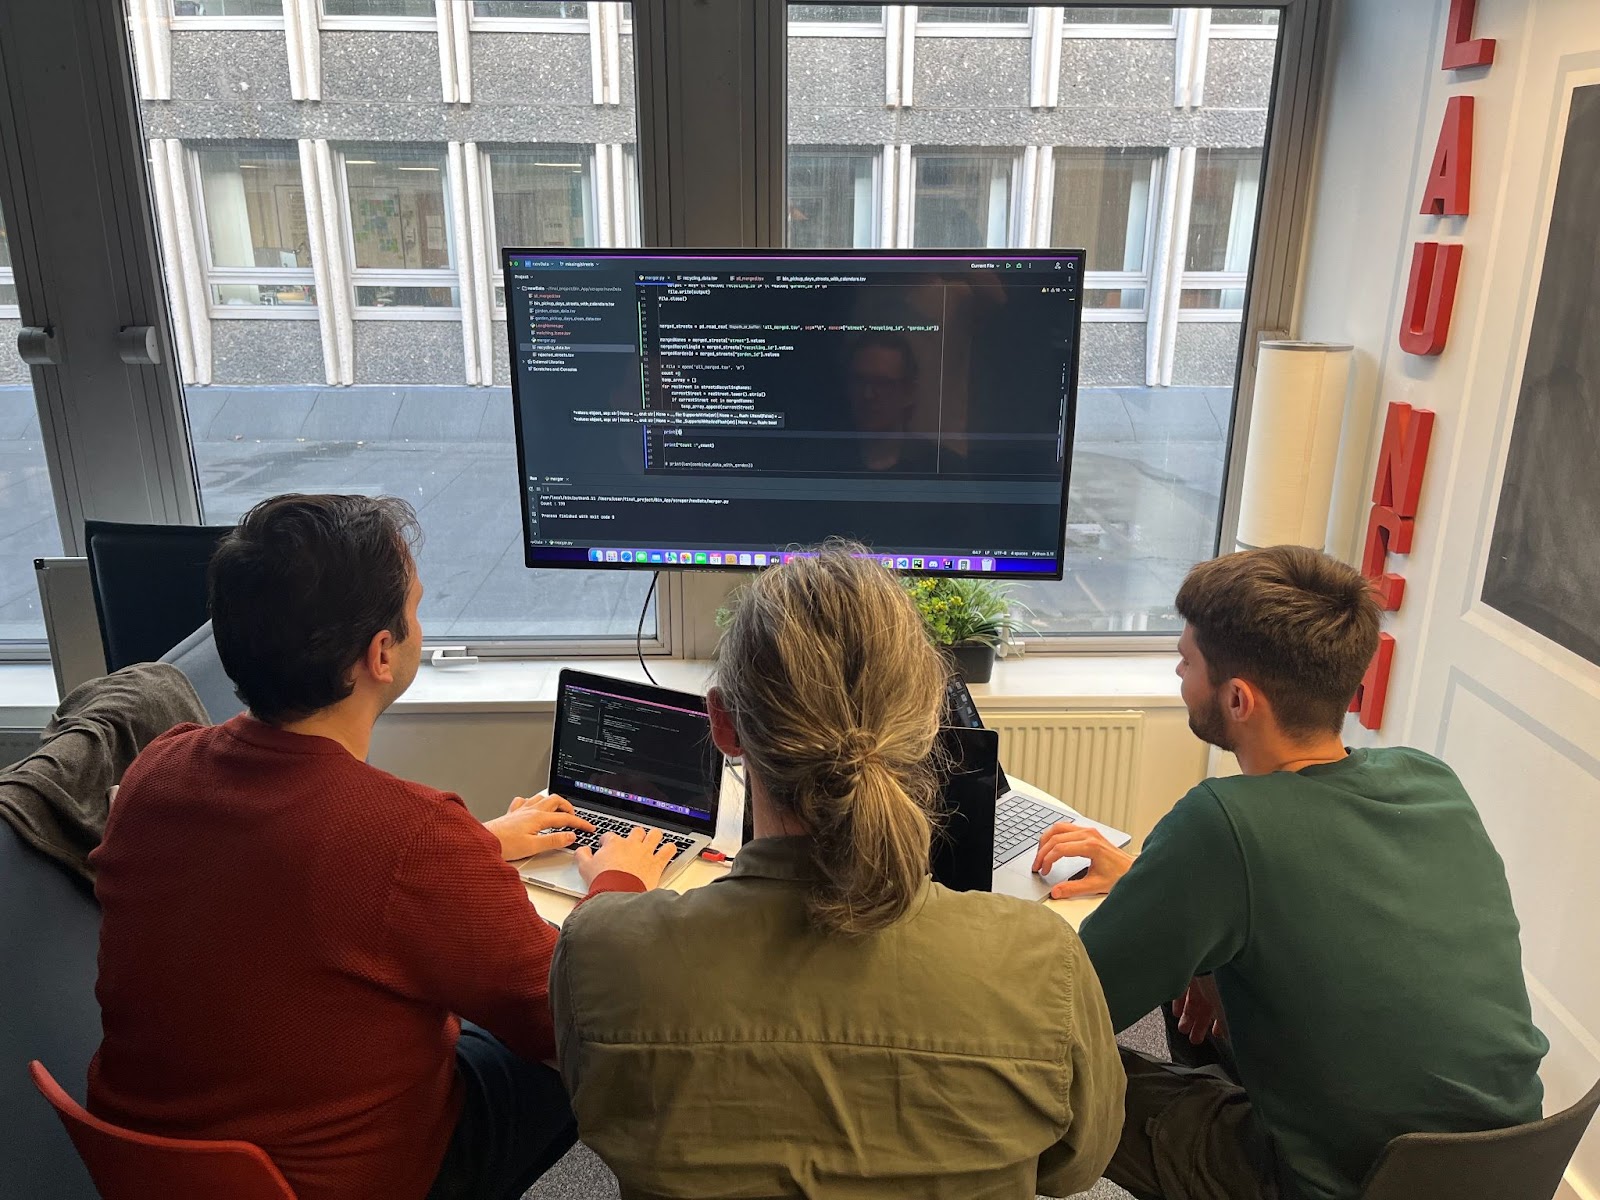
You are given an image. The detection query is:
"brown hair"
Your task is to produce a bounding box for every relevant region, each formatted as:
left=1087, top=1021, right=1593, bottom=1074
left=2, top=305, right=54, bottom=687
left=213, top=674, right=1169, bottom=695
left=1175, top=545, right=1380, bottom=736
left=713, top=543, right=946, bottom=935
left=209, top=493, right=420, bottom=724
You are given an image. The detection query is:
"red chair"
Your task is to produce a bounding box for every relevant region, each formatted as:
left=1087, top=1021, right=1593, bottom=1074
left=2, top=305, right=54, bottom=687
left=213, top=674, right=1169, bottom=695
left=28, top=1061, right=296, bottom=1200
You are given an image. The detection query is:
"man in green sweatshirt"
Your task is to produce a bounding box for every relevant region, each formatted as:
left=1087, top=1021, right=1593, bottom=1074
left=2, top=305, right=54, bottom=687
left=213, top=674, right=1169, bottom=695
left=1033, top=545, right=1547, bottom=1200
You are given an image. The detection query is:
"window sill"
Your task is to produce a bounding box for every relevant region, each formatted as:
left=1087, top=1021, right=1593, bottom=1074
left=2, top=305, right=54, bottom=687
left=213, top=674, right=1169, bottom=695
left=386, top=652, right=1185, bottom=714
left=0, top=653, right=1185, bottom=726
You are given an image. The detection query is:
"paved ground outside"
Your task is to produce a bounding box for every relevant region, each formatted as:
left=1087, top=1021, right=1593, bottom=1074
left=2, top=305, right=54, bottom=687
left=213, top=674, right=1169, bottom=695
left=0, top=384, right=1229, bottom=645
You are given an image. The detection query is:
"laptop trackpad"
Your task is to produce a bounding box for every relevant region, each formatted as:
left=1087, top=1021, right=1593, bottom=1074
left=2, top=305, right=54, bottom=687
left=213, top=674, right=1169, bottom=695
left=1040, top=855, right=1091, bottom=890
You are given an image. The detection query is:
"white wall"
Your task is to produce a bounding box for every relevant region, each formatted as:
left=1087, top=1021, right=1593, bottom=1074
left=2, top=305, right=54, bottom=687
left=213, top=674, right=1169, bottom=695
left=1303, top=1, right=1600, bottom=1192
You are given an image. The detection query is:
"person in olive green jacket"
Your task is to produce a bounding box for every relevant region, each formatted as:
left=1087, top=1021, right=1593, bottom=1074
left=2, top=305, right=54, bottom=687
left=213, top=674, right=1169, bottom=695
left=1032, top=546, right=1547, bottom=1200
left=550, top=545, right=1125, bottom=1200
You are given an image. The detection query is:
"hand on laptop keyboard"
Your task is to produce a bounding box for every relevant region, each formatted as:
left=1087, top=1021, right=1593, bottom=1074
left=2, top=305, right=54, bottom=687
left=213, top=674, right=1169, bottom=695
left=487, top=792, right=598, bottom=862
left=574, top=820, right=686, bottom=890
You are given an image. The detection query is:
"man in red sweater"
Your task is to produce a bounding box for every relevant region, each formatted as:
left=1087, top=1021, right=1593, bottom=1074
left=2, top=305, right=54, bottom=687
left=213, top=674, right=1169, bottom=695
left=89, top=494, right=679, bottom=1200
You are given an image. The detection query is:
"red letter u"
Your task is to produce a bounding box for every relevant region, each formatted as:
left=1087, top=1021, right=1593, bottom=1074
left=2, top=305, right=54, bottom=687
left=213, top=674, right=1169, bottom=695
left=1399, top=242, right=1463, bottom=356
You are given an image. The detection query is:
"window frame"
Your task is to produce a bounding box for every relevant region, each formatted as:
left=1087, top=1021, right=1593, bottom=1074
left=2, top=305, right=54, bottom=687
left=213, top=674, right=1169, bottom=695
left=1206, top=7, right=1282, bottom=38
left=317, top=0, right=437, bottom=33
left=337, top=145, right=463, bottom=319
left=166, top=0, right=287, bottom=30
left=785, top=145, right=885, bottom=250
left=907, top=146, right=1022, bottom=250
left=467, top=1, right=592, bottom=34
left=915, top=6, right=1033, bottom=38
left=1060, top=8, right=1178, bottom=38
left=188, top=144, right=320, bottom=321
left=1047, top=146, right=1163, bottom=322
left=482, top=144, right=602, bottom=318
left=786, top=6, right=886, bottom=37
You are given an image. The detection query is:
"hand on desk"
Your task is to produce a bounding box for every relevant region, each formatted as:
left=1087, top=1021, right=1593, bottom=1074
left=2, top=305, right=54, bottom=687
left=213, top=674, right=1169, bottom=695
left=576, top=826, right=678, bottom=890
left=1032, top=823, right=1134, bottom=900
left=486, top=792, right=595, bottom=862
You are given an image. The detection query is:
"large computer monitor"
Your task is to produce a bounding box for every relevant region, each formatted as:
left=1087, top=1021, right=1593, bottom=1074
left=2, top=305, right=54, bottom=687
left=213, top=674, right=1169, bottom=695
left=504, top=248, right=1084, bottom=578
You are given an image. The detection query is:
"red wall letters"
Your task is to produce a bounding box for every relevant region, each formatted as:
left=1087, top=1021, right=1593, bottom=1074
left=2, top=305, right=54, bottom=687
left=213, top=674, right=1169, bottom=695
left=1356, top=0, right=1490, bottom=728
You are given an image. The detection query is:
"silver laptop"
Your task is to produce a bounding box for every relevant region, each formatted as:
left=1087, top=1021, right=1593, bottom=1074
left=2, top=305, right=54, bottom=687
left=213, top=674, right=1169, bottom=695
left=943, top=675, right=1132, bottom=902
left=517, top=669, right=724, bottom=898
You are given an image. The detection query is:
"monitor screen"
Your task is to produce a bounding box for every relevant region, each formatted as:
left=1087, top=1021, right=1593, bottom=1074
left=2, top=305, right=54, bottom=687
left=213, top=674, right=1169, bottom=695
left=504, top=248, right=1083, bottom=578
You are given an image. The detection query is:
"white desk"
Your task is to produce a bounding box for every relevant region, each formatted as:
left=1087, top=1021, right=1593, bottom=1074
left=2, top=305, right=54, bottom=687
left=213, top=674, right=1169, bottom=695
left=523, top=770, right=1105, bottom=932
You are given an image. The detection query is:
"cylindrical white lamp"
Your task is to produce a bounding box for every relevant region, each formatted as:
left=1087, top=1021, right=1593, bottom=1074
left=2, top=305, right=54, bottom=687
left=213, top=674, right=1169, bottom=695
left=1235, top=340, right=1355, bottom=552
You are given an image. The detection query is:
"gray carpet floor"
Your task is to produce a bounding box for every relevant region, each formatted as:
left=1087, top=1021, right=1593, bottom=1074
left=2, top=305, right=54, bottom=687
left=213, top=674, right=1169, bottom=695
left=525, top=1010, right=1169, bottom=1200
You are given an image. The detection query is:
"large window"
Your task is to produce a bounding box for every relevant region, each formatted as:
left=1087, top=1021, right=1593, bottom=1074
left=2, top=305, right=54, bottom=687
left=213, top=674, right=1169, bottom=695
left=344, top=146, right=458, bottom=311
left=1051, top=147, right=1161, bottom=315
left=195, top=144, right=316, bottom=312
left=128, top=0, right=653, bottom=644
left=912, top=151, right=1015, bottom=248
left=1182, top=148, right=1259, bottom=314
left=789, top=5, right=1280, bottom=635
left=788, top=148, right=879, bottom=248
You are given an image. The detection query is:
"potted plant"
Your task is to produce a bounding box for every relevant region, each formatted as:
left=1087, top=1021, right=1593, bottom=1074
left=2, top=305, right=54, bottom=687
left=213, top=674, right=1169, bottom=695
left=903, top=576, right=1019, bottom=684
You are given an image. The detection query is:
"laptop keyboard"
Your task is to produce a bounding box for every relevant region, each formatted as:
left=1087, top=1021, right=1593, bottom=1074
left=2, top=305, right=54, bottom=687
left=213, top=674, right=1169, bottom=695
left=571, top=808, right=695, bottom=862
left=992, top=795, right=1074, bottom=869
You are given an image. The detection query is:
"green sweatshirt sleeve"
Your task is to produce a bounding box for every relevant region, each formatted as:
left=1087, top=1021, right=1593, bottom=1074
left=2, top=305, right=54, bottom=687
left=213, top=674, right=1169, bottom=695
left=1078, top=784, right=1250, bottom=1032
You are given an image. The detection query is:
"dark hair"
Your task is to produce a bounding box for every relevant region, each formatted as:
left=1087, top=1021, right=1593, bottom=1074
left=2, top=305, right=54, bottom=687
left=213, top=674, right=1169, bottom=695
left=208, top=494, right=421, bottom=724
left=1175, top=545, right=1380, bottom=736
left=848, top=331, right=919, bottom=380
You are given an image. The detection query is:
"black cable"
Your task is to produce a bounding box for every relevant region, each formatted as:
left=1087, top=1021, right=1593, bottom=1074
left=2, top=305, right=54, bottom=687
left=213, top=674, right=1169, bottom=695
left=637, top=570, right=659, bottom=685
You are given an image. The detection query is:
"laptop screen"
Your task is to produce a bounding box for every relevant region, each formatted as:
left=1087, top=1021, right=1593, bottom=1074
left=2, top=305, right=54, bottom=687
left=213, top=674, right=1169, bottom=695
left=930, top=727, right=999, bottom=893
left=549, top=671, right=723, bottom=835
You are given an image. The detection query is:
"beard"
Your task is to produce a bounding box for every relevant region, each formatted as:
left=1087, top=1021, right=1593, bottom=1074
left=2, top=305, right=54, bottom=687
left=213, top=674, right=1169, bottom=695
left=1187, top=689, right=1234, bottom=752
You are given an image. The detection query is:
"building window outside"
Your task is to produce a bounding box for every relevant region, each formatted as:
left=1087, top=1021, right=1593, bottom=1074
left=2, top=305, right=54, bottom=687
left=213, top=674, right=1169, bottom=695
left=789, top=4, right=883, bottom=24
left=788, top=148, right=879, bottom=249
left=1210, top=7, right=1280, bottom=25
left=1051, top=147, right=1161, bottom=316
left=918, top=6, right=1030, bottom=25
left=488, top=146, right=597, bottom=310
left=473, top=1, right=589, bottom=17
left=912, top=151, right=1015, bottom=249
left=343, top=146, right=460, bottom=312
left=1062, top=6, right=1176, bottom=23
left=320, top=0, right=436, bottom=26
left=1182, top=147, right=1259, bottom=315
left=171, top=0, right=283, bottom=17
left=194, top=144, right=317, bottom=314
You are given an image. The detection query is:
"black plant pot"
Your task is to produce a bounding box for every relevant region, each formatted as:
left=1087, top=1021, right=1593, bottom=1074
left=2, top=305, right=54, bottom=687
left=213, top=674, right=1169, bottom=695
left=946, top=641, right=997, bottom=685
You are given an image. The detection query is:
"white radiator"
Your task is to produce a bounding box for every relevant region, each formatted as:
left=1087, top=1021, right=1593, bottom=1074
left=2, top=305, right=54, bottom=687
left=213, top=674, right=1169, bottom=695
left=989, top=711, right=1144, bottom=832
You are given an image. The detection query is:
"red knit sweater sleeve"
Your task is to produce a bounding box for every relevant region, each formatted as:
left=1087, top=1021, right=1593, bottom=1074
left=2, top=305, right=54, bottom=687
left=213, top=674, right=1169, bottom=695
left=382, top=797, right=646, bottom=1064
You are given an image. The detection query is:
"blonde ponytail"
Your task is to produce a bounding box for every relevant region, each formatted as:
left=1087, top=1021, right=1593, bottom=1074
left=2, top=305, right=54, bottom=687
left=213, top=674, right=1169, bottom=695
left=714, top=543, right=946, bottom=935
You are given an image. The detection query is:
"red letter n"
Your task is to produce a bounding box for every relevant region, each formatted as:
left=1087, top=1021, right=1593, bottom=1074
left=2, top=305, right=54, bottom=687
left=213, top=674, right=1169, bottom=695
left=1371, top=401, right=1435, bottom=518
left=1349, top=633, right=1396, bottom=731
left=1442, top=0, right=1496, bottom=70
left=1399, top=242, right=1463, bottom=356
left=1420, top=96, right=1474, bottom=216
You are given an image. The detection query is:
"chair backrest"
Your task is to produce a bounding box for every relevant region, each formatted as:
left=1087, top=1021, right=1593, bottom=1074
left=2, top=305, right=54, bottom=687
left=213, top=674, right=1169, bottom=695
left=29, top=1061, right=297, bottom=1200
left=84, top=520, right=232, bottom=673
left=160, top=620, right=246, bottom=724
left=0, top=824, right=102, bottom=1199
left=1360, top=1078, right=1600, bottom=1200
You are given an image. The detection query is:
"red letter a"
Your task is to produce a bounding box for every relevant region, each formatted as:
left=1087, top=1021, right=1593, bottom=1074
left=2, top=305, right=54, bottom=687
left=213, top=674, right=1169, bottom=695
left=1420, top=96, right=1473, bottom=216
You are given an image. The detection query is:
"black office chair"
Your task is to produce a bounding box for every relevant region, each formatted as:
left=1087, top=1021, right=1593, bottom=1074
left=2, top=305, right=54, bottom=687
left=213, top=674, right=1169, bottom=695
left=84, top=521, right=233, bottom=673
left=1359, top=1077, right=1600, bottom=1200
